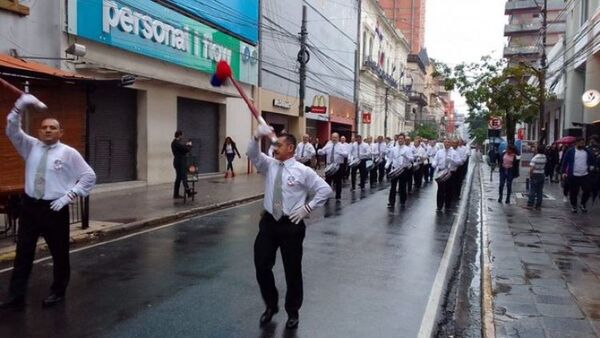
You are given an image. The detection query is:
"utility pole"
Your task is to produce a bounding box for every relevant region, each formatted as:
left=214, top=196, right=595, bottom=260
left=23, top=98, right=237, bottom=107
left=354, top=0, right=362, bottom=136
left=538, top=0, right=547, bottom=144
left=384, top=87, right=389, bottom=137
left=298, top=5, right=308, bottom=117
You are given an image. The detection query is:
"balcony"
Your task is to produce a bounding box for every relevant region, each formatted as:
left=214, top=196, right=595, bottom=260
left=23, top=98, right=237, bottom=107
left=503, top=45, right=543, bottom=57
left=504, top=22, right=541, bottom=36
left=505, top=0, right=564, bottom=15
left=408, top=91, right=428, bottom=106
left=505, top=0, right=538, bottom=14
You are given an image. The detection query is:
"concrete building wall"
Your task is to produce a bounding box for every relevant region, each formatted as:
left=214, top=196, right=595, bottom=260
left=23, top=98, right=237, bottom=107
left=0, top=1, right=62, bottom=67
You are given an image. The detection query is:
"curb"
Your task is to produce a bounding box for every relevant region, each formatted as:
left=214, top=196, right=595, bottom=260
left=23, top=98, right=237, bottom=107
left=479, top=165, right=496, bottom=338
left=417, top=162, right=477, bottom=338
left=0, top=194, right=264, bottom=264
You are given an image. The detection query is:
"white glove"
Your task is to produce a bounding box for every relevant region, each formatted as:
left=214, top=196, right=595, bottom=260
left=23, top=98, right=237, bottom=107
left=50, top=194, right=75, bottom=212
left=289, top=205, right=312, bottom=224
left=254, top=124, right=274, bottom=139
left=14, top=94, right=47, bottom=112
left=384, top=161, right=391, bottom=170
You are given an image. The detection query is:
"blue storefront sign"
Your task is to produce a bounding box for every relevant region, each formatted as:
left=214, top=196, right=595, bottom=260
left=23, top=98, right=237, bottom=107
left=165, top=0, right=258, bottom=45
left=66, top=0, right=257, bottom=84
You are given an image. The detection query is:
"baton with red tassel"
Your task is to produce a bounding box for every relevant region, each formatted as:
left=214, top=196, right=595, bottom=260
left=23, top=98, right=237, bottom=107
left=0, top=77, right=47, bottom=111
left=210, top=61, right=277, bottom=144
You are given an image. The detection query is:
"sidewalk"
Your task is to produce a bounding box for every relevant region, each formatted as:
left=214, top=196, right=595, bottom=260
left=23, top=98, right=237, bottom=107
left=481, top=163, right=600, bottom=337
left=0, top=174, right=265, bottom=263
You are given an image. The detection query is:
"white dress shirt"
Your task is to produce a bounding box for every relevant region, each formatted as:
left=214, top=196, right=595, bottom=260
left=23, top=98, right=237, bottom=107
left=414, top=145, right=428, bottom=163
left=432, top=147, right=462, bottom=172
left=295, top=142, right=316, bottom=161
left=6, top=110, right=96, bottom=200
left=247, top=140, right=332, bottom=215
left=388, top=145, right=415, bottom=170
left=351, top=142, right=371, bottom=160
left=318, top=141, right=348, bottom=164
left=371, top=142, right=386, bottom=160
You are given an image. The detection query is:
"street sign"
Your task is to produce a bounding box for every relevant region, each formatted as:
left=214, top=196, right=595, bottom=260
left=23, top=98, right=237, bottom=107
left=582, top=89, right=600, bottom=108
left=488, top=116, right=502, bottom=130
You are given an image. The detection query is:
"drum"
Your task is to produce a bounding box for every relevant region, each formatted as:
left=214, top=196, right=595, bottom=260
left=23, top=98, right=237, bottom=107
left=365, top=160, right=375, bottom=171
left=324, top=163, right=340, bottom=176
left=434, top=168, right=452, bottom=183
left=387, top=166, right=405, bottom=179
left=348, top=158, right=361, bottom=168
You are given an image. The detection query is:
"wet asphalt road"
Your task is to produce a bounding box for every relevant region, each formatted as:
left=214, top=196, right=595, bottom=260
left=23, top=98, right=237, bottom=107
left=0, top=182, right=456, bottom=338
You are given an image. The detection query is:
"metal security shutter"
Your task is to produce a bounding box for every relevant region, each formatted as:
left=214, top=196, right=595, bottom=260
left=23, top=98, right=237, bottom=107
left=89, top=86, right=137, bottom=183
left=177, top=98, right=219, bottom=173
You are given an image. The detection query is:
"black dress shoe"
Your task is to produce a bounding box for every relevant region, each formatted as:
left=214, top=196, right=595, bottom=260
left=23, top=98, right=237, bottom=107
left=0, top=297, right=25, bottom=310
left=259, top=307, right=278, bottom=326
left=42, top=294, right=64, bottom=307
left=285, top=316, right=299, bottom=329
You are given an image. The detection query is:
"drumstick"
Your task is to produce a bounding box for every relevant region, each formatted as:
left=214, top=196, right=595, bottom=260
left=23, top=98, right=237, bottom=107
left=0, top=77, right=47, bottom=111
left=211, top=61, right=277, bottom=144
left=0, top=77, right=23, bottom=97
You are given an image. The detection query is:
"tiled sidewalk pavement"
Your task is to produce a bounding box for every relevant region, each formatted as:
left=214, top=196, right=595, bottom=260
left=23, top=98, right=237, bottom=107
left=481, top=163, right=600, bottom=337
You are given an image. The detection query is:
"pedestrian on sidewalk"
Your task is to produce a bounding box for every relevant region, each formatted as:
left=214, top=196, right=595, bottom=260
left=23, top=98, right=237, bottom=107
left=247, top=125, right=332, bottom=330
left=587, top=135, right=600, bottom=204
left=1, top=94, right=96, bottom=309
left=498, top=144, right=517, bottom=204
left=545, top=143, right=559, bottom=183
left=171, top=130, right=195, bottom=199
left=527, top=145, right=547, bottom=209
left=562, top=137, right=594, bottom=213
left=220, top=136, right=241, bottom=178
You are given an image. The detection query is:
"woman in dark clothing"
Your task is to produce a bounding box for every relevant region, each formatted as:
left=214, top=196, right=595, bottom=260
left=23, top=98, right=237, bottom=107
left=221, top=137, right=241, bottom=178
left=545, top=144, right=559, bottom=182
left=498, top=144, right=517, bottom=204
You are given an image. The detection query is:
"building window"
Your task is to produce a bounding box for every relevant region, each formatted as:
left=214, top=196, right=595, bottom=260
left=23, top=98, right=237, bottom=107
left=580, top=0, right=589, bottom=26
left=368, top=37, right=373, bottom=61
left=362, top=31, right=368, bottom=61
left=0, top=0, right=30, bottom=16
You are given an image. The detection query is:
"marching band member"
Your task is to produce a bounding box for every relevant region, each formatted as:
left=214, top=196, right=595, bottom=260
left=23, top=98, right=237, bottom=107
left=370, top=136, right=387, bottom=186
left=340, top=135, right=351, bottom=182
left=387, top=133, right=414, bottom=209
left=350, top=135, right=371, bottom=191
left=412, top=137, right=428, bottom=190
left=295, top=134, right=316, bottom=167
left=318, top=132, right=348, bottom=200
left=406, top=136, right=415, bottom=193
left=451, top=139, right=465, bottom=198
left=247, top=125, right=332, bottom=329
left=426, top=140, right=438, bottom=183
left=432, top=139, right=462, bottom=211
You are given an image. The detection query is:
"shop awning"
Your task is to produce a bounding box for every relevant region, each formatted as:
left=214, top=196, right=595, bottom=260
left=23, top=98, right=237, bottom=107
left=0, top=53, right=93, bottom=81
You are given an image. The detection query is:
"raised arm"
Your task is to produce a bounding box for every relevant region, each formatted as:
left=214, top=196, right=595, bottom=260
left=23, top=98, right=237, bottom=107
left=6, top=94, right=45, bottom=159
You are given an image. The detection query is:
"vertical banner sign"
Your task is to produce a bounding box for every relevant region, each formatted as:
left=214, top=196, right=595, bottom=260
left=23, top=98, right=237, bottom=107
left=66, top=0, right=258, bottom=84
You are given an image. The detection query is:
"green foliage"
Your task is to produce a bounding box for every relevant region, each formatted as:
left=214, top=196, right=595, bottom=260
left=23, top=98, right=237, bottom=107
left=409, top=123, right=438, bottom=141
left=434, top=57, right=550, bottom=145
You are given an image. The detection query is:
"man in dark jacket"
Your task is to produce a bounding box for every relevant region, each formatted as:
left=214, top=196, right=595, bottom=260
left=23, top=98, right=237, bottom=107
left=171, top=130, right=194, bottom=199
left=561, top=137, right=594, bottom=213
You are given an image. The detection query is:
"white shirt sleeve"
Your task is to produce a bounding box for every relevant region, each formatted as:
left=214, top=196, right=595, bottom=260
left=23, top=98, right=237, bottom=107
left=68, top=149, right=97, bottom=197
left=6, top=109, right=37, bottom=160
left=247, top=138, right=276, bottom=174
left=304, top=168, right=333, bottom=210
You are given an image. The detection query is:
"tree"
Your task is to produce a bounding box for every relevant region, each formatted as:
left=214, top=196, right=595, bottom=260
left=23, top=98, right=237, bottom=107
left=433, top=57, right=550, bottom=145
left=410, top=123, right=438, bottom=140
left=465, top=110, right=488, bottom=145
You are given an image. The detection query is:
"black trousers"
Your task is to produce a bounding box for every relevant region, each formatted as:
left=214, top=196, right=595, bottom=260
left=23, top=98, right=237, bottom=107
left=436, top=177, right=453, bottom=210
left=226, top=153, right=235, bottom=171
left=369, top=165, right=378, bottom=185
left=351, top=160, right=367, bottom=189
left=388, top=171, right=409, bottom=206
left=378, top=160, right=387, bottom=182
left=10, top=196, right=70, bottom=299
left=407, top=168, right=414, bottom=192
left=413, top=166, right=424, bottom=189
left=254, top=212, right=306, bottom=315
left=173, top=162, right=189, bottom=197
left=325, top=166, right=343, bottom=199
left=569, top=175, right=591, bottom=208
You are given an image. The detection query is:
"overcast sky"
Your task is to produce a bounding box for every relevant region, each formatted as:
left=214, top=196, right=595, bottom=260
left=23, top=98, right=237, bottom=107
left=425, top=0, right=508, bottom=113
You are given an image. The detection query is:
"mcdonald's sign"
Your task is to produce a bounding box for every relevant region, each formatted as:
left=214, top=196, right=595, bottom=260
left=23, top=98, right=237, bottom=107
left=305, top=95, right=327, bottom=114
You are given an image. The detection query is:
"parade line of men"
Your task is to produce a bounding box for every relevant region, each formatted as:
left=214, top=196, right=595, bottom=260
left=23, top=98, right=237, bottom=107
left=274, top=131, right=470, bottom=212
